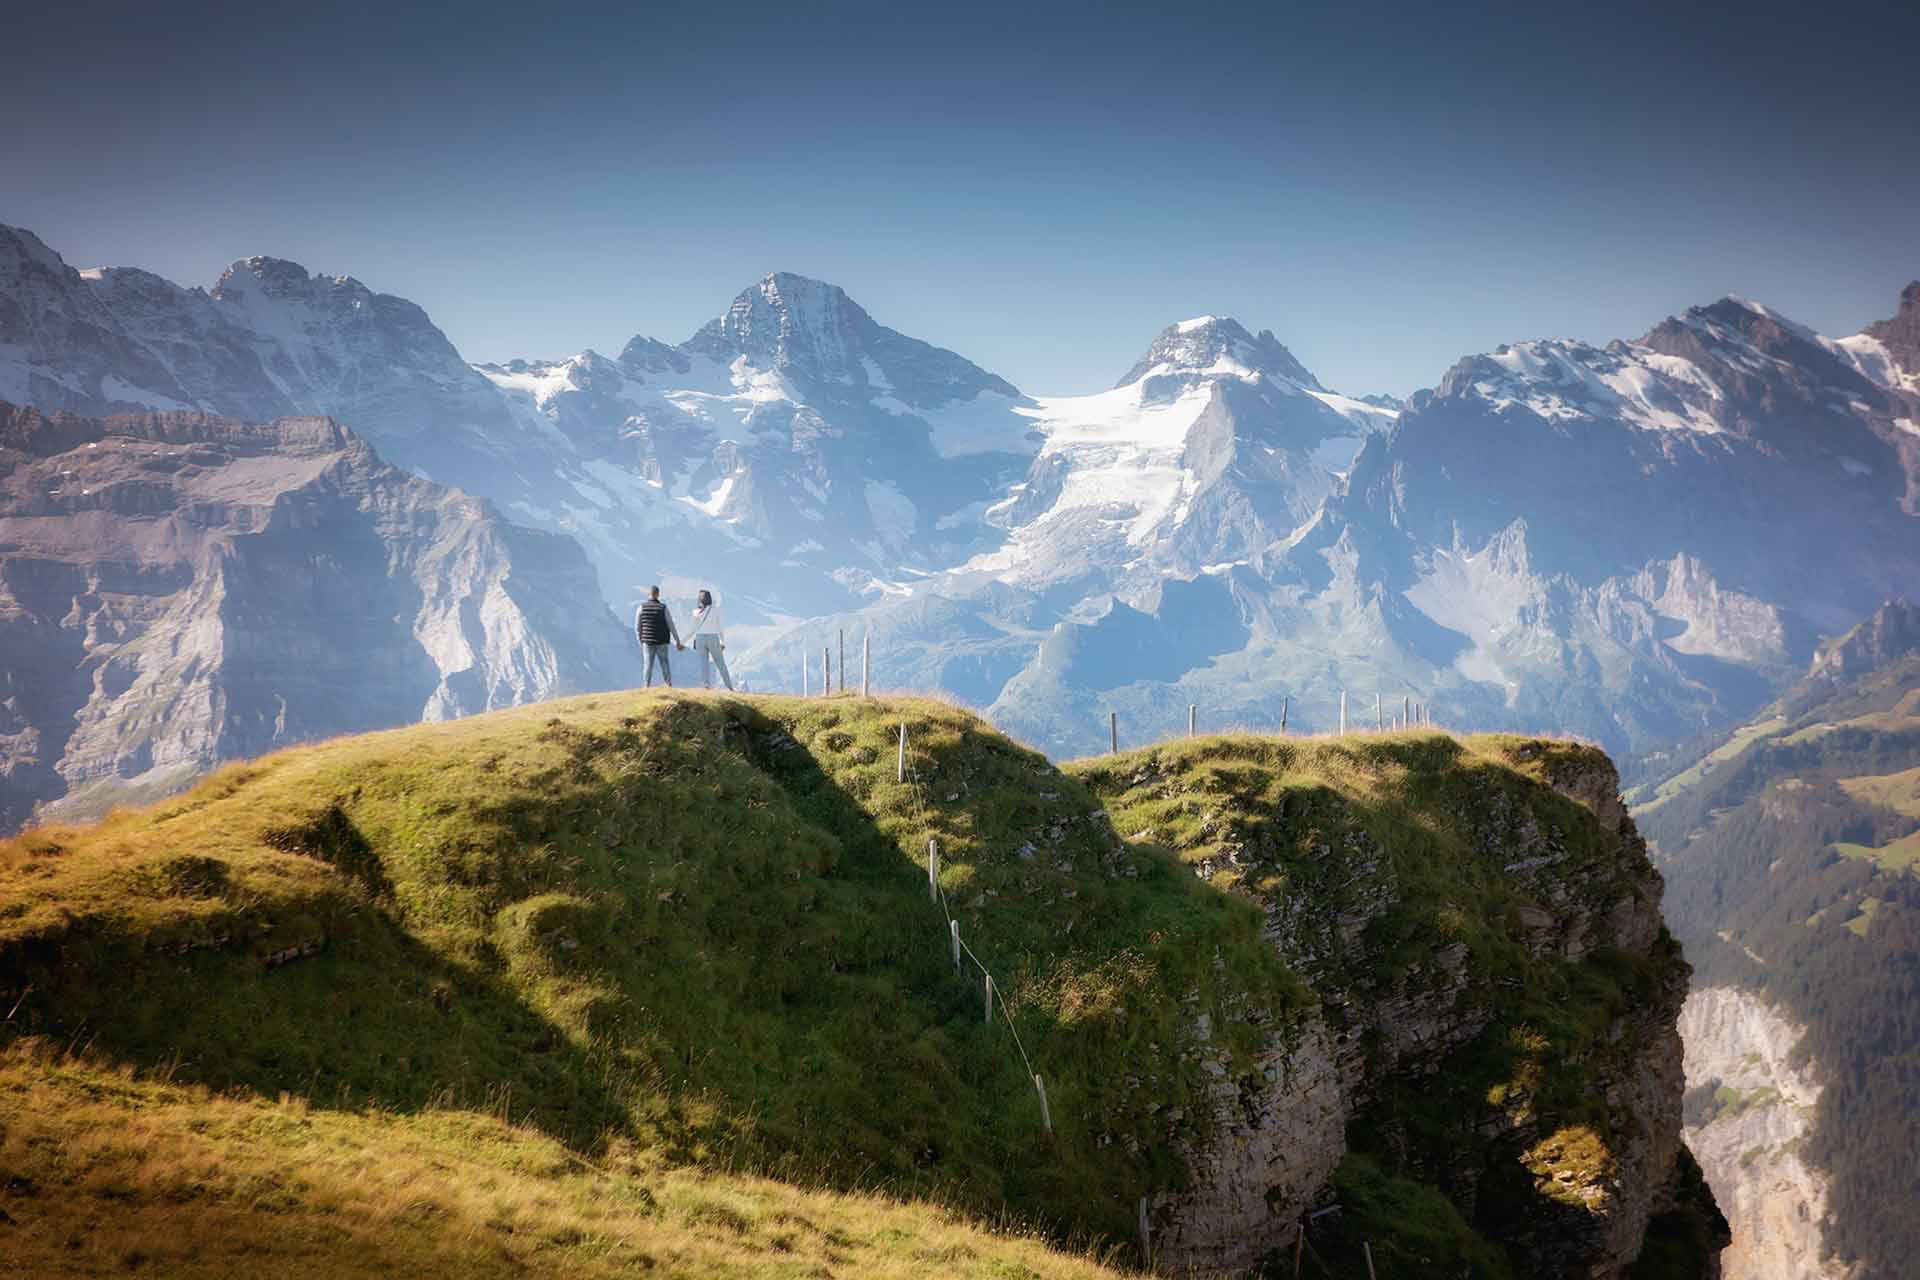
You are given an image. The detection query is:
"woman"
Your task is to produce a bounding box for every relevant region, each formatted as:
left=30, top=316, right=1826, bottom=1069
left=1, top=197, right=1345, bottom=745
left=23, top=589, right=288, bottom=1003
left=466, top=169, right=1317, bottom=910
left=685, top=589, right=734, bottom=690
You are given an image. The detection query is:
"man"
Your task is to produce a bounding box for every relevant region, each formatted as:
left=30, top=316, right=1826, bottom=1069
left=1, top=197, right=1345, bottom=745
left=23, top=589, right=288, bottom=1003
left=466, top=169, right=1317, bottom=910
left=634, top=585, right=684, bottom=687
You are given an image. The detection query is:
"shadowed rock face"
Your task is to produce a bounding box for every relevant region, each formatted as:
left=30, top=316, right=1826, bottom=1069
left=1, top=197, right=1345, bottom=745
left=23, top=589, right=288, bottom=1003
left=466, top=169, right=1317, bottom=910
left=0, top=404, right=637, bottom=830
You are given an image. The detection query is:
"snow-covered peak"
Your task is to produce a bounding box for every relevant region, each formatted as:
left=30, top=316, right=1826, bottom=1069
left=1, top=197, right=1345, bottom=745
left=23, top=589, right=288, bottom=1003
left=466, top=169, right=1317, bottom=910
left=681, top=271, right=1020, bottom=410
left=1115, top=316, right=1325, bottom=392
left=212, top=255, right=358, bottom=302
left=1439, top=336, right=1728, bottom=434
left=205, top=254, right=471, bottom=383
left=474, top=353, right=604, bottom=410
left=683, top=271, right=875, bottom=385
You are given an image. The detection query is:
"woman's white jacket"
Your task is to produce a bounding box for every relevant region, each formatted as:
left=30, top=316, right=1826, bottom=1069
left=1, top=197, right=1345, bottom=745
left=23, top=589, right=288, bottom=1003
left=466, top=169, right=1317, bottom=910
left=687, top=605, right=725, bottom=645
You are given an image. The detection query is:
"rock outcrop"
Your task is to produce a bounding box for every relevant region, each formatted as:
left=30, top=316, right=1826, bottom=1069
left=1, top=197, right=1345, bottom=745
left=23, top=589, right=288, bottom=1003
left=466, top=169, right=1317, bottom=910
left=0, top=403, right=636, bottom=830
left=1078, top=738, right=1726, bottom=1277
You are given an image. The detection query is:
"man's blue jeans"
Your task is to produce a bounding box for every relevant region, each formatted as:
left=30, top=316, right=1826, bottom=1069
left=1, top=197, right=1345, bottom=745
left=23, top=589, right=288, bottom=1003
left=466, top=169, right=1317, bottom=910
left=644, top=643, right=673, bottom=687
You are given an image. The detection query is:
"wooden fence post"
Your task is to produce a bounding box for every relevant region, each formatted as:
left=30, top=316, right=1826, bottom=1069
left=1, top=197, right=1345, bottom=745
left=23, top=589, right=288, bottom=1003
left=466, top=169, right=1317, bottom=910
left=1339, top=690, right=1347, bottom=736
left=950, top=919, right=961, bottom=972
left=927, top=838, right=939, bottom=902
left=1363, top=1240, right=1378, bottom=1280
left=1109, top=711, right=1118, bottom=754
left=1188, top=704, right=1196, bottom=738
left=983, top=973, right=993, bottom=1025
left=1404, top=694, right=1410, bottom=728
left=862, top=634, right=870, bottom=698
left=1034, top=1074, right=1053, bottom=1135
left=823, top=646, right=831, bottom=696
left=802, top=652, right=808, bottom=697
left=839, top=629, right=845, bottom=698
left=1293, top=1214, right=1305, bottom=1279
left=897, top=721, right=907, bottom=783
left=1376, top=692, right=1383, bottom=731
left=1280, top=694, right=1289, bottom=734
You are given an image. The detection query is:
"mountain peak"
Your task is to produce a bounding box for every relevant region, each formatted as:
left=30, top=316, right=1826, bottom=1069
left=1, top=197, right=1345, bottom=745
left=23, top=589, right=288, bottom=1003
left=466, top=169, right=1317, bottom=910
left=1862, top=280, right=1920, bottom=376
left=211, top=257, right=373, bottom=305
left=680, top=271, right=1019, bottom=405
left=0, top=223, right=71, bottom=278
left=680, top=270, right=876, bottom=382
left=1116, top=316, right=1324, bottom=391
left=1808, top=599, right=1920, bottom=682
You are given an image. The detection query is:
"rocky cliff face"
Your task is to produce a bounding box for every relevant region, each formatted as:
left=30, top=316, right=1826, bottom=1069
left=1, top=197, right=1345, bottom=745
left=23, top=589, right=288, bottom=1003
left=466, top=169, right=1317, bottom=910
left=1681, top=988, right=1854, bottom=1280
left=0, top=404, right=636, bottom=830
left=1074, top=738, right=1726, bottom=1277
left=1804, top=598, right=1920, bottom=684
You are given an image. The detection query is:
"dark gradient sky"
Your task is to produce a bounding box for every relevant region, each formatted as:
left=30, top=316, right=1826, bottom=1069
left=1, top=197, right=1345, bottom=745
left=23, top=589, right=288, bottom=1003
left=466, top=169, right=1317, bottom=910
left=6, top=0, right=1917, bottom=396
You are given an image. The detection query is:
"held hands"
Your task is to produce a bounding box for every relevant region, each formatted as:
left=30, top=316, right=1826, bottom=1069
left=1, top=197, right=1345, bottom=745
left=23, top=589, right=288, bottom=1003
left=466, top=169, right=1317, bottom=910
left=676, top=643, right=686, bottom=651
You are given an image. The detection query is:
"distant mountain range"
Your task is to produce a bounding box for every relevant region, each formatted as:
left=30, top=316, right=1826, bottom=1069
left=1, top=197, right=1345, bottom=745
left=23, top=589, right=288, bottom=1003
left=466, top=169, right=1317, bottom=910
left=3, top=220, right=1917, bottom=815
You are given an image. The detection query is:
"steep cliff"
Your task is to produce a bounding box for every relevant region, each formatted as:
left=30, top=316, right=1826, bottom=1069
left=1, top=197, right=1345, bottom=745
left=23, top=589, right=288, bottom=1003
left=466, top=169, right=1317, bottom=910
left=1073, top=735, right=1726, bottom=1278
left=0, top=403, right=637, bottom=830
left=1681, top=988, right=1855, bottom=1280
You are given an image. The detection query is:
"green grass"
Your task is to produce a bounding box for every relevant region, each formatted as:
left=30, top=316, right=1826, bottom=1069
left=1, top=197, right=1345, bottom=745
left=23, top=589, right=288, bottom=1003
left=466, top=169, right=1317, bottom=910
left=1324, top=1153, right=1515, bottom=1279
left=1846, top=897, right=1885, bottom=937
left=1695, top=1084, right=1785, bottom=1126
left=1838, top=765, right=1920, bottom=818
left=1778, top=687, right=1920, bottom=743
left=1832, top=831, right=1920, bottom=874
left=0, top=691, right=1294, bottom=1262
left=1, top=696, right=1688, bottom=1275
left=1632, top=716, right=1790, bottom=819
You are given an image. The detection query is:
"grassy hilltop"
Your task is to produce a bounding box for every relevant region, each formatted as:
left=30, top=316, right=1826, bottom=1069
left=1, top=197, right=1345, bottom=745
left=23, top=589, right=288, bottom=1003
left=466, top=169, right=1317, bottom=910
left=0, top=691, right=1708, bottom=1277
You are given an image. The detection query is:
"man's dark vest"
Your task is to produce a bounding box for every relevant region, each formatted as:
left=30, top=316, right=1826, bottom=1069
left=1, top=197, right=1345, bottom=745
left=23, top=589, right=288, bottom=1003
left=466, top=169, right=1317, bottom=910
left=637, top=599, right=672, bottom=645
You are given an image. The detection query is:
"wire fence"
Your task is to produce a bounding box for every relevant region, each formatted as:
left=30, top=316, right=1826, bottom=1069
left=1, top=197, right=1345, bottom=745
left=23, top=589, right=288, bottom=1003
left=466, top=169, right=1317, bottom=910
left=781, top=645, right=1443, bottom=1271
left=893, top=718, right=1052, bottom=1134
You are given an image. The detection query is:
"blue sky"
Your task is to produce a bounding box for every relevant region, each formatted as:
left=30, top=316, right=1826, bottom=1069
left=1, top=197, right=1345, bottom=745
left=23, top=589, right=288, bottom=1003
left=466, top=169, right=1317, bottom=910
left=7, top=0, right=1917, bottom=397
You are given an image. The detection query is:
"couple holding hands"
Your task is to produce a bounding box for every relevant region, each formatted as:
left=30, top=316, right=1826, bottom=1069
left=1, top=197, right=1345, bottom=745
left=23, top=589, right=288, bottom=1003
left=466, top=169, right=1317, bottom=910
left=634, top=585, right=733, bottom=690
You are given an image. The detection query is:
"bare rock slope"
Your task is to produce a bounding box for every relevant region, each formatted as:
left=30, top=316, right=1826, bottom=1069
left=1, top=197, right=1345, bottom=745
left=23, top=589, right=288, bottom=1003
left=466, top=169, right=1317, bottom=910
left=0, top=403, right=636, bottom=829
left=1682, top=988, right=1855, bottom=1280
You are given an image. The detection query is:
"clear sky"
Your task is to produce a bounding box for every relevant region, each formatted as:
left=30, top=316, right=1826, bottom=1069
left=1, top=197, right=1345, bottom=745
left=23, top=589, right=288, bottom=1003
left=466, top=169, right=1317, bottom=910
left=7, top=0, right=1917, bottom=398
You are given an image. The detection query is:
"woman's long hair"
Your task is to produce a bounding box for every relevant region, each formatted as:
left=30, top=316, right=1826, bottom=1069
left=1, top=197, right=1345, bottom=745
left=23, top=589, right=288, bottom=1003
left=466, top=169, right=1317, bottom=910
left=697, top=589, right=713, bottom=609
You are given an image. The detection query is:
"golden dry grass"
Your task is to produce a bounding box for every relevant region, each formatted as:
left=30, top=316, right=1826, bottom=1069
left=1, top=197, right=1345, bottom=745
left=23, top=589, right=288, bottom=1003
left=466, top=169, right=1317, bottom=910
left=0, top=1039, right=1136, bottom=1280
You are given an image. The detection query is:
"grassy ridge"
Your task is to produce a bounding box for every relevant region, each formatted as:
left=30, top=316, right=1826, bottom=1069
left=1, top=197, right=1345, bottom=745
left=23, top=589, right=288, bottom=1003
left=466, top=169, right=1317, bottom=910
left=1, top=692, right=1294, bottom=1265
left=2, top=694, right=1692, bottom=1275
